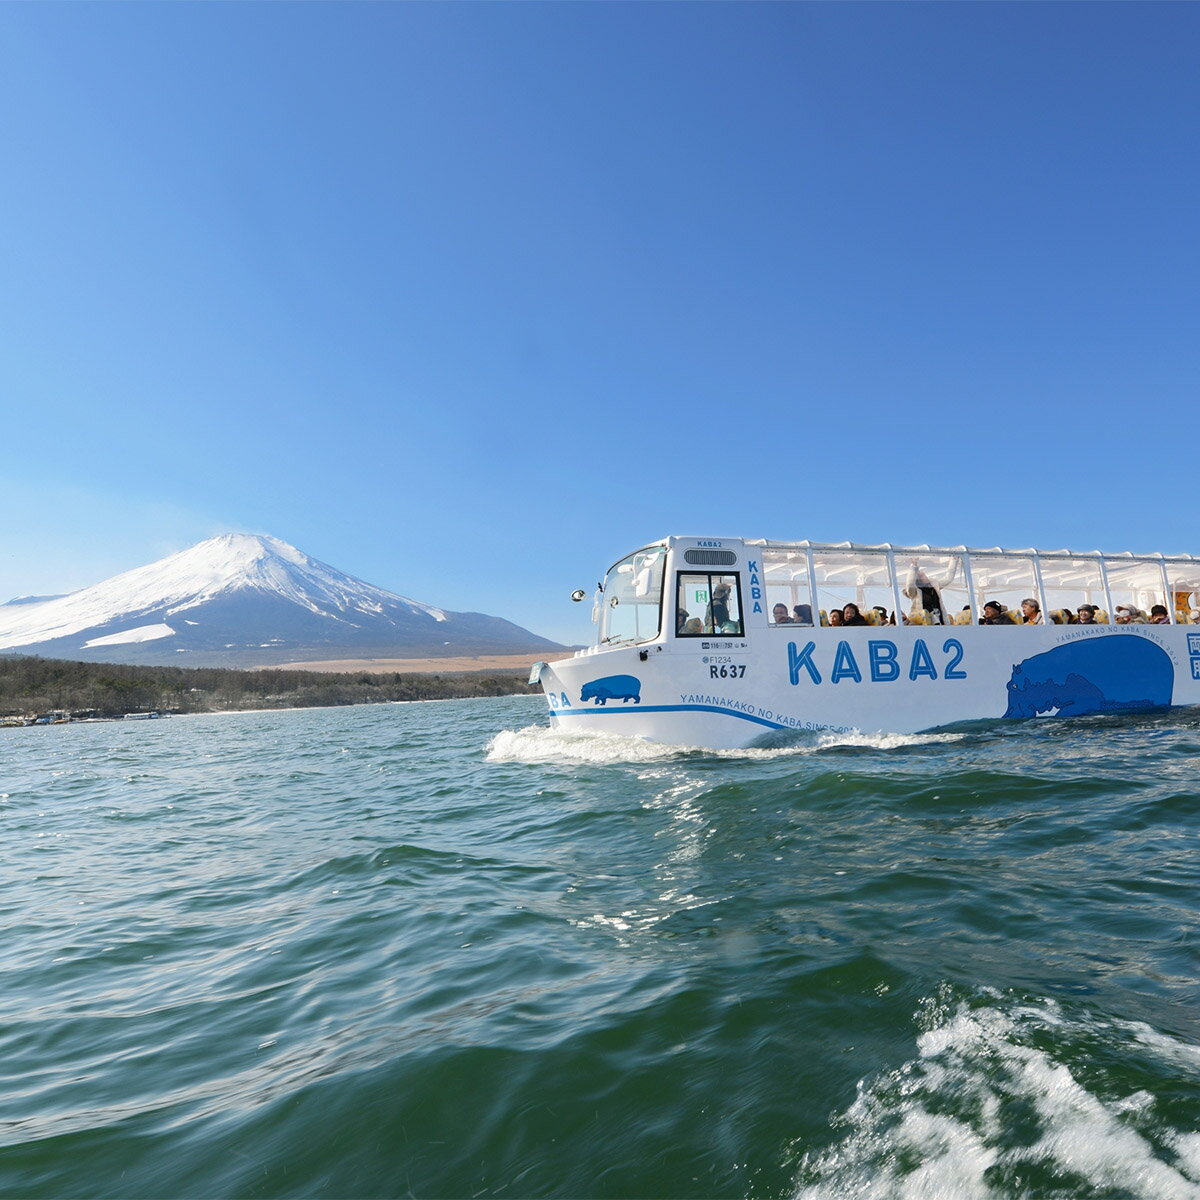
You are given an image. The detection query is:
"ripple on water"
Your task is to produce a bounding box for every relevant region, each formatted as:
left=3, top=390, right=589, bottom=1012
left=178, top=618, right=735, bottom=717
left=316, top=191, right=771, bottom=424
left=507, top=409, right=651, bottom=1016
left=1, top=697, right=1198, bottom=1199
left=794, top=984, right=1200, bottom=1200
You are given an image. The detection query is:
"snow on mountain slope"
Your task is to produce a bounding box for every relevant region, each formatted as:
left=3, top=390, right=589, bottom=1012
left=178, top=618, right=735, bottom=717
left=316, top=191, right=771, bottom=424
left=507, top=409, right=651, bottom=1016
left=2, top=594, right=67, bottom=607
left=0, top=534, right=440, bottom=648
left=83, top=624, right=177, bottom=648
left=0, top=534, right=560, bottom=666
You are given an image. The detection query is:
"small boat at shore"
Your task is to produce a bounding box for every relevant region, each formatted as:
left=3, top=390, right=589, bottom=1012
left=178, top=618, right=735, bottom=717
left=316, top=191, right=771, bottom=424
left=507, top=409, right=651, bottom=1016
left=530, top=536, right=1200, bottom=749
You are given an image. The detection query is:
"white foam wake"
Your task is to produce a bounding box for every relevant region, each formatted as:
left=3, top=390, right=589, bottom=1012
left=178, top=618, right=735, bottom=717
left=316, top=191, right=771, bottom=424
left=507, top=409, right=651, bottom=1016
left=485, top=723, right=963, bottom=766
left=485, top=725, right=687, bottom=765
left=486, top=724, right=827, bottom=765
left=811, top=730, right=965, bottom=751
left=796, top=990, right=1200, bottom=1200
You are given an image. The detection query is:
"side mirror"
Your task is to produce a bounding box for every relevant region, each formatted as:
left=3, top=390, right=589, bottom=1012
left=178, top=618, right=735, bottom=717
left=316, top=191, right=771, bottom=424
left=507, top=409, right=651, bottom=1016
left=570, top=589, right=587, bottom=602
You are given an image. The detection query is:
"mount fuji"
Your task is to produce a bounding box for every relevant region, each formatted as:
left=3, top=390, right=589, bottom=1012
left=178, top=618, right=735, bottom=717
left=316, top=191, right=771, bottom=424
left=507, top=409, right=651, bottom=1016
left=0, top=534, right=563, bottom=667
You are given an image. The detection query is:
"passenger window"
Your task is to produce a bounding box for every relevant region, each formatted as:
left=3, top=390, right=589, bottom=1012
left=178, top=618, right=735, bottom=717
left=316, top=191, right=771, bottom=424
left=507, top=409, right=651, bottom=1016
left=1039, top=556, right=1108, bottom=625
left=1167, top=561, right=1200, bottom=624
left=676, top=573, right=743, bottom=636
left=811, top=550, right=895, bottom=627
left=1105, top=558, right=1165, bottom=623
left=971, top=555, right=1040, bottom=624
left=901, top=553, right=969, bottom=625
left=763, top=548, right=813, bottom=626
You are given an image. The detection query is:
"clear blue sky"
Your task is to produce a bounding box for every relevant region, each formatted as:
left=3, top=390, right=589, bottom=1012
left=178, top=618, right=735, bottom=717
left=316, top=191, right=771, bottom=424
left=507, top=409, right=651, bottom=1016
left=3, top=2, right=1197, bottom=644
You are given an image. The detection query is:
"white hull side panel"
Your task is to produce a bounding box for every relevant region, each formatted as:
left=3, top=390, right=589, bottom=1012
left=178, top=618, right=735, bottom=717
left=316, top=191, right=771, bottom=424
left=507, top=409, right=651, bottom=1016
left=538, top=626, right=1200, bottom=749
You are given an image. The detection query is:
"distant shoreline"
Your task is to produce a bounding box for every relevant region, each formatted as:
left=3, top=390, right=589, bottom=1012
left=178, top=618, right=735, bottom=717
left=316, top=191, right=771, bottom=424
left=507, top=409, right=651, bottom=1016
left=0, top=654, right=549, bottom=725
left=2, top=691, right=546, bottom=729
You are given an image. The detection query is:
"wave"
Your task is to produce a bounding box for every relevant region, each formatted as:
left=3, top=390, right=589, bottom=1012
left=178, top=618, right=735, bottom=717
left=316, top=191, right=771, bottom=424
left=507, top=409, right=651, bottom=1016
left=485, top=724, right=689, bottom=764
left=811, top=730, right=965, bottom=752
left=485, top=724, right=964, bottom=766
left=795, top=987, right=1200, bottom=1199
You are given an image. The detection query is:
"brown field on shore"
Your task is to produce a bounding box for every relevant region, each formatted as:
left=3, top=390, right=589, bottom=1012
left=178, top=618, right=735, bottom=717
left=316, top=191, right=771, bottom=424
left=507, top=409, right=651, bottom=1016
left=275, top=652, right=575, bottom=674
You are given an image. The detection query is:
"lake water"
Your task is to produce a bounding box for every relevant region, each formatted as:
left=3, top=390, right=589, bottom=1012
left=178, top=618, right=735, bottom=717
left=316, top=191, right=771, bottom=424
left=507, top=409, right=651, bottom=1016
left=2, top=696, right=1199, bottom=1198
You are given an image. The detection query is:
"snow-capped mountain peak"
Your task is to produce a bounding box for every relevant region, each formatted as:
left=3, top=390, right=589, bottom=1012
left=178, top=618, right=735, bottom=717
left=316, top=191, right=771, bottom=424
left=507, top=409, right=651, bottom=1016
left=0, top=534, right=558, bottom=666
left=135, top=533, right=447, bottom=622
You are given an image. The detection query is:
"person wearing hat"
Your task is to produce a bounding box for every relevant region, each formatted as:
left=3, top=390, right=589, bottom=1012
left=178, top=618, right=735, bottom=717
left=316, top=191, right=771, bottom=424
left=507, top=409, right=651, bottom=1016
left=1190, top=609, right=1200, bottom=624
left=979, top=601, right=1013, bottom=625
left=1076, top=604, right=1099, bottom=625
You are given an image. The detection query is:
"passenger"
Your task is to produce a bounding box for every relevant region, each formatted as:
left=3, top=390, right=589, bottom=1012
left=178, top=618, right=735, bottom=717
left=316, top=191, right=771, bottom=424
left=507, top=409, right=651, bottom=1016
left=903, top=558, right=955, bottom=625
left=1076, top=604, right=1098, bottom=624
left=1149, top=604, right=1170, bottom=625
left=828, top=609, right=845, bottom=627
left=1114, top=605, right=1145, bottom=624
left=677, top=609, right=690, bottom=634
left=1020, top=598, right=1043, bottom=625
left=706, top=583, right=732, bottom=631
left=793, top=604, right=813, bottom=626
left=771, top=603, right=793, bottom=625
left=979, top=601, right=1013, bottom=625
left=1191, top=609, right=1200, bottom=624
left=681, top=617, right=704, bottom=635
left=842, top=603, right=869, bottom=627
left=872, top=606, right=890, bottom=625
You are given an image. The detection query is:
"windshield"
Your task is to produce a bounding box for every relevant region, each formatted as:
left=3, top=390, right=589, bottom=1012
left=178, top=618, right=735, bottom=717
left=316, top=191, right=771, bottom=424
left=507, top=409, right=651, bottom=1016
left=599, top=545, right=666, bottom=645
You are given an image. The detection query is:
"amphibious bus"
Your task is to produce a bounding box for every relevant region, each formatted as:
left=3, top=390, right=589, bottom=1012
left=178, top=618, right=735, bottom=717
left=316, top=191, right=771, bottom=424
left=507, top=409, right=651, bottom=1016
left=529, top=537, right=1200, bottom=749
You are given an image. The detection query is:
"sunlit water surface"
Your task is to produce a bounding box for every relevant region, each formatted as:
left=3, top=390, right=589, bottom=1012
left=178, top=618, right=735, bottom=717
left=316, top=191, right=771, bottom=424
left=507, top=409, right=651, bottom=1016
left=2, top=697, right=1199, bottom=1198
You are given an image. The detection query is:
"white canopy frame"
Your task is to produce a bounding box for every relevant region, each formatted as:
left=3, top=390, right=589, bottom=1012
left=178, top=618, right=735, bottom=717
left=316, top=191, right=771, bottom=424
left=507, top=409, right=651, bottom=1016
left=747, top=540, right=1200, bottom=628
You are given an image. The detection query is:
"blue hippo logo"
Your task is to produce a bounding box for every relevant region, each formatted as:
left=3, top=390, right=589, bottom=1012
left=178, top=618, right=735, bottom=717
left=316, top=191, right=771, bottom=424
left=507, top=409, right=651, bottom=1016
left=580, top=674, right=642, bottom=706
left=1004, top=636, right=1173, bottom=718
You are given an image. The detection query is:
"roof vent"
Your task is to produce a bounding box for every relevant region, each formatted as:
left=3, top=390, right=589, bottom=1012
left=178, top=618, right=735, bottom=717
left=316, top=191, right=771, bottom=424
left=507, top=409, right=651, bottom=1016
left=684, top=549, right=737, bottom=567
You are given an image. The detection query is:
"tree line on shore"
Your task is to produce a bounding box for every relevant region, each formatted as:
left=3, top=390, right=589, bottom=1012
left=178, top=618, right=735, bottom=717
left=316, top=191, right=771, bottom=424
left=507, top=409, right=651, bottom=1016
left=0, top=655, right=537, bottom=718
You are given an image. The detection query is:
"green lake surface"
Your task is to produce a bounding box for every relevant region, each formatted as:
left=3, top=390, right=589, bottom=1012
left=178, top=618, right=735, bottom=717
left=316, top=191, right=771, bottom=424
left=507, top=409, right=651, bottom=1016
left=2, top=696, right=1198, bottom=1198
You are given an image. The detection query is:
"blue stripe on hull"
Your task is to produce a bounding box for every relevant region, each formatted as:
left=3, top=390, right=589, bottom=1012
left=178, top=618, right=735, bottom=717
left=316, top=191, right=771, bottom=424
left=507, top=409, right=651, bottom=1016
left=548, top=703, right=785, bottom=730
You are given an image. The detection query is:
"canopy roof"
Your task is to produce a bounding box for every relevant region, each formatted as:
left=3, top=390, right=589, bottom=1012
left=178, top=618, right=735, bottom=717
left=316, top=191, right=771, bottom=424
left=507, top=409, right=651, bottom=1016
left=744, top=539, right=1199, bottom=564
left=740, top=540, right=1200, bottom=593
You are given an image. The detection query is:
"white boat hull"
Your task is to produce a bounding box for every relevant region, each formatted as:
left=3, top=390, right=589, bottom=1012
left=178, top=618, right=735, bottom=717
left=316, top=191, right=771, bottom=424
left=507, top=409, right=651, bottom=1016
left=537, top=625, right=1200, bottom=749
